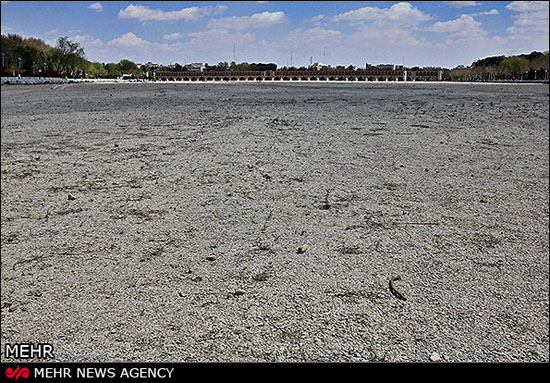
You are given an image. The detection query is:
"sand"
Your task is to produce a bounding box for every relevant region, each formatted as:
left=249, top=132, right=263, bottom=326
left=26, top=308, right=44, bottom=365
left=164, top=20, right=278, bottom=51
left=1, top=81, right=548, bottom=362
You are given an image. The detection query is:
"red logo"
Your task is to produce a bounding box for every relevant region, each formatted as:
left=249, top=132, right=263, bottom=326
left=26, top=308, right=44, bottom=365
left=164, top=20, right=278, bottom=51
left=5, top=366, right=30, bottom=380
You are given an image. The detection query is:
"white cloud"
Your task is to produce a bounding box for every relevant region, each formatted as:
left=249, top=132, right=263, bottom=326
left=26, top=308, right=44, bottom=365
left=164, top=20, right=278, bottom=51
left=72, top=34, right=103, bottom=48
left=207, top=11, right=287, bottom=30
left=471, top=9, right=499, bottom=17
left=310, top=15, right=326, bottom=22
left=332, top=2, right=432, bottom=25
left=443, top=1, right=480, bottom=8
left=428, top=14, right=487, bottom=38
left=107, top=32, right=150, bottom=47
left=162, top=33, right=183, bottom=41
left=88, top=2, right=103, bottom=12
left=118, top=4, right=227, bottom=22
left=505, top=2, right=549, bottom=43
left=181, top=28, right=263, bottom=63
left=505, top=1, right=549, bottom=12
left=285, top=27, right=342, bottom=45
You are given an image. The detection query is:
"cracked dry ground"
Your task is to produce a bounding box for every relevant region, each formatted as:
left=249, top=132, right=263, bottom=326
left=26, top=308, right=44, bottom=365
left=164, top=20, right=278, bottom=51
left=1, top=82, right=548, bottom=361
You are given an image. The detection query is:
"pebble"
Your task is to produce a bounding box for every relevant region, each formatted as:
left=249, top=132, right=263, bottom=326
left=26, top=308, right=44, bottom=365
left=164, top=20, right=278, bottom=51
left=234, top=289, right=246, bottom=296
left=206, top=256, right=216, bottom=261
left=191, top=276, right=202, bottom=282
left=297, top=245, right=308, bottom=254
left=67, top=193, right=76, bottom=200
left=430, top=352, right=441, bottom=362
left=252, top=272, right=269, bottom=281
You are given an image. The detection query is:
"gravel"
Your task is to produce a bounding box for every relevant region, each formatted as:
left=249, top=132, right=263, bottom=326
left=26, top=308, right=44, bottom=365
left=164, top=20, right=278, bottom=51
left=1, top=81, right=548, bottom=362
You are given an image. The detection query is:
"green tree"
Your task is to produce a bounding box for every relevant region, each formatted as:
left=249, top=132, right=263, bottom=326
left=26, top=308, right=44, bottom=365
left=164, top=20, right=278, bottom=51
left=119, top=59, right=137, bottom=73
left=105, top=62, right=121, bottom=77
left=498, top=56, right=528, bottom=78
left=54, top=36, right=86, bottom=76
left=119, top=59, right=143, bottom=77
left=15, top=45, right=45, bottom=74
left=87, top=61, right=108, bottom=78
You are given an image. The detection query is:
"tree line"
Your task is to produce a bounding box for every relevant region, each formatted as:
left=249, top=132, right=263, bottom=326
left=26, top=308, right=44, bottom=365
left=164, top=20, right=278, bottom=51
left=1, top=33, right=143, bottom=78
left=449, top=51, right=549, bottom=81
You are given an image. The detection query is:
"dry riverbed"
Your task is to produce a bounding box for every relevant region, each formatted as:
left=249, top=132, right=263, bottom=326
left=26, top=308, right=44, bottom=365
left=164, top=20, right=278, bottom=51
left=1, top=82, right=548, bottom=362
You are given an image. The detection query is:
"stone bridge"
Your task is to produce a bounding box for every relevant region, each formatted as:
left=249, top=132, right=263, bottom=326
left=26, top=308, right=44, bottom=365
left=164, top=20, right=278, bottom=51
left=155, top=69, right=444, bottom=82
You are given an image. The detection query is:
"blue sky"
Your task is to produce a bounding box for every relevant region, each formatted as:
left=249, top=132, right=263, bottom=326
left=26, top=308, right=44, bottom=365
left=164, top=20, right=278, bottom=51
left=1, top=1, right=548, bottom=68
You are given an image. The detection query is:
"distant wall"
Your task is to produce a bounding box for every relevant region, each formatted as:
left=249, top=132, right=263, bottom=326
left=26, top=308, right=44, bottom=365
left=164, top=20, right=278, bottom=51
left=1, top=77, right=70, bottom=85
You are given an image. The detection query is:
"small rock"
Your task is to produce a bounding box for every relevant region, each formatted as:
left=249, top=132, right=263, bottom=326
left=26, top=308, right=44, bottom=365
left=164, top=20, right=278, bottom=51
left=67, top=193, right=76, bottom=200
left=206, top=256, right=216, bottom=261
left=319, top=203, right=331, bottom=210
left=430, top=352, right=441, bottom=362
left=252, top=272, right=269, bottom=281
left=234, top=289, right=246, bottom=296
left=297, top=245, right=308, bottom=254
left=191, top=276, right=202, bottom=282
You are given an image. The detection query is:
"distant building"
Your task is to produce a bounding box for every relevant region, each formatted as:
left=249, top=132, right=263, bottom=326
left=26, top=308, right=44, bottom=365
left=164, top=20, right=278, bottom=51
left=186, top=63, right=206, bottom=72
left=365, top=63, right=403, bottom=71
left=142, top=62, right=161, bottom=69
left=375, top=64, right=396, bottom=70
left=310, top=62, right=329, bottom=70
